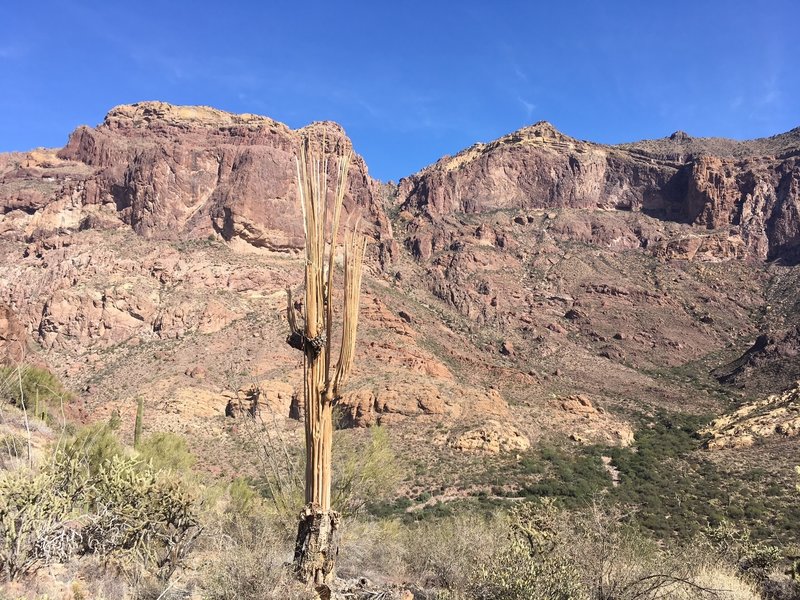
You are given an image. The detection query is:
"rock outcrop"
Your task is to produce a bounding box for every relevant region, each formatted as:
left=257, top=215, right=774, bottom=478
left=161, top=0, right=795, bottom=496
left=1, top=102, right=393, bottom=254
left=550, top=395, right=634, bottom=447
left=397, top=122, right=800, bottom=262
left=701, top=382, right=800, bottom=450
left=0, top=303, right=28, bottom=364
left=713, top=326, right=800, bottom=392
left=1, top=102, right=799, bottom=482
left=450, top=420, right=531, bottom=454
left=337, top=383, right=509, bottom=428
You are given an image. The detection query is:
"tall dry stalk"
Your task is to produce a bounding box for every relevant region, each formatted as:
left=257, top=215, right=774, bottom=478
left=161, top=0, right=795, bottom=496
left=286, top=135, right=367, bottom=587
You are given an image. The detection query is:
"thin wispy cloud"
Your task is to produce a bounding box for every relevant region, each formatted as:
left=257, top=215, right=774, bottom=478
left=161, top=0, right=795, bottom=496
left=518, top=97, right=536, bottom=121
left=756, top=73, right=781, bottom=107
left=2, top=0, right=798, bottom=180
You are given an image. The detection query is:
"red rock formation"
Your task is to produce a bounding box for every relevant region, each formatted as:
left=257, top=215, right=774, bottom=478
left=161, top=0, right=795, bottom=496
left=398, top=122, right=800, bottom=262
left=684, top=155, right=800, bottom=260
left=1, top=102, right=800, bottom=448
left=713, top=326, right=800, bottom=391
left=0, top=303, right=28, bottom=364
left=2, top=102, right=393, bottom=254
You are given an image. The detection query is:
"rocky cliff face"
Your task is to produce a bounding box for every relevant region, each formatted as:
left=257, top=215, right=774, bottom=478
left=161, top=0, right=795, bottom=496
left=3, top=106, right=798, bottom=263
left=397, top=122, right=800, bottom=262
left=1, top=102, right=393, bottom=254
left=1, top=103, right=799, bottom=476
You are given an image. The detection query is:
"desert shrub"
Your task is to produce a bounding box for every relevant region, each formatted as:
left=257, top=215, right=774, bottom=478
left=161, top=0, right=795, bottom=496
left=127, top=573, right=194, bottom=600
left=207, top=477, right=272, bottom=539
left=136, top=432, right=195, bottom=473
left=470, top=541, right=584, bottom=600
left=403, top=512, right=506, bottom=596
left=402, top=500, right=754, bottom=600
left=59, top=422, right=126, bottom=475
left=200, top=482, right=311, bottom=600
left=493, top=414, right=795, bottom=545
left=0, top=365, right=70, bottom=416
left=0, top=433, right=25, bottom=464
left=202, top=533, right=313, bottom=600
left=0, top=459, right=82, bottom=580
left=762, top=578, right=800, bottom=600
left=566, top=501, right=728, bottom=600
left=518, top=447, right=610, bottom=503
left=467, top=500, right=584, bottom=600
left=367, top=495, right=414, bottom=519
left=228, top=477, right=261, bottom=516
left=242, top=418, right=403, bottom=532
left=0, top=436, right=200, bottom=583
left=705, top=520, right=782, bottom=584
left=673, top=564, right=759, bottom=600
left=332, top=426, right=403, bottom=517
left=235, top=416, right=303, bottom=532
left=337, top=518, right=407, bottom=582
left=82, top=454, right=201, bottom=580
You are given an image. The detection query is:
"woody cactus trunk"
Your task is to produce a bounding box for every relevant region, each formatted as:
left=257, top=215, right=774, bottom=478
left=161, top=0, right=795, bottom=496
left=286, top=137, right=367, bottom=586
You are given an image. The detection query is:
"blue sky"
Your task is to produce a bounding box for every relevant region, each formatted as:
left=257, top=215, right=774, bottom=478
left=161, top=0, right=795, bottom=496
left=2, top=0, right=798, bottom=181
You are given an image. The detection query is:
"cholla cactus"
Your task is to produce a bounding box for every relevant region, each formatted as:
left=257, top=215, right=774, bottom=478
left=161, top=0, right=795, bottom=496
left=286, top=136, right=367, bottom=586
left=0, top=446, right=199, bottom=582
left=83, top=454, right=200, bottom=580
left=0, top=467, right=74, bottom=580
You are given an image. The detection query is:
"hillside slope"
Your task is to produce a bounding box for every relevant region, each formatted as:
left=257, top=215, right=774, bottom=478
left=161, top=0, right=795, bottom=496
left=0, top=104, right=798, bottom=502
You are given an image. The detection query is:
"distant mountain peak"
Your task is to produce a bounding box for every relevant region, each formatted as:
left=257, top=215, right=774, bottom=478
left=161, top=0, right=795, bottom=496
left=516, top=121, right=565, bottom=140
left=669, top=130, right=692, bottom=141
left=529, top=120, right=559, bottom=132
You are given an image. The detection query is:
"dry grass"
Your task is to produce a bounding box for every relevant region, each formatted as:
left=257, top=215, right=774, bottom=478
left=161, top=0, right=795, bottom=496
left=673, top=565, right=760, bottom=600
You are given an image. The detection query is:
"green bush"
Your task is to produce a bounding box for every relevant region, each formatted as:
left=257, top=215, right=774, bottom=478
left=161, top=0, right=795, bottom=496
left=332, top=426, right=403, bottom=516
left=136, top=432, right=195, bottom=473
left=243, top=421, right=403, bottom=529
left=0, top=365, right=70, bottom=419
left=228, top=477, right=261, bottom=517
left=59, top=422, right=125, bottom=475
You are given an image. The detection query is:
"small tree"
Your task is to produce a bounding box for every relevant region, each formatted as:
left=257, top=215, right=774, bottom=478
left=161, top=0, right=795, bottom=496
left=286, top=136, right=367, bottom=586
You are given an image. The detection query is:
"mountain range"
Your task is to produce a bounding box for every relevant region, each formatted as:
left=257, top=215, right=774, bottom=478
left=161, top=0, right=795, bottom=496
left=1, top=101, right=798, bottom=512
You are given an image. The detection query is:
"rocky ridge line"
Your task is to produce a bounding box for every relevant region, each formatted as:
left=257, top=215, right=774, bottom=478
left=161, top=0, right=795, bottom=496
left=397, top=120, right=800, bottom=262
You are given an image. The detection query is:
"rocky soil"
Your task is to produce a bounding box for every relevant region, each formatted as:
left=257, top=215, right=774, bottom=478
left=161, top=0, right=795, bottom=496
left=1, top=102, right=799, bottom=482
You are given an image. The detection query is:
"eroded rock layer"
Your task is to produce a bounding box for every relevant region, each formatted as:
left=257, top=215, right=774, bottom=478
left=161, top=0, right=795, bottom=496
left=397, top=122, right=800, bottom=262
left=1, top=102, right=393, bottom=254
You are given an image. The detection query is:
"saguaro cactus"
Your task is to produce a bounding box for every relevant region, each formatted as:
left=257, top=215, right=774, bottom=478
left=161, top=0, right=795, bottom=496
left=134, top=396, right=144, bottom=449
left=287, top=136, right=367, bottom=586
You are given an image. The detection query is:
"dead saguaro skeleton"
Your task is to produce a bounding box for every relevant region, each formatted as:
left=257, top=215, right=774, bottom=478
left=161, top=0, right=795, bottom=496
left=286, top=136, right=367, bottom=586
